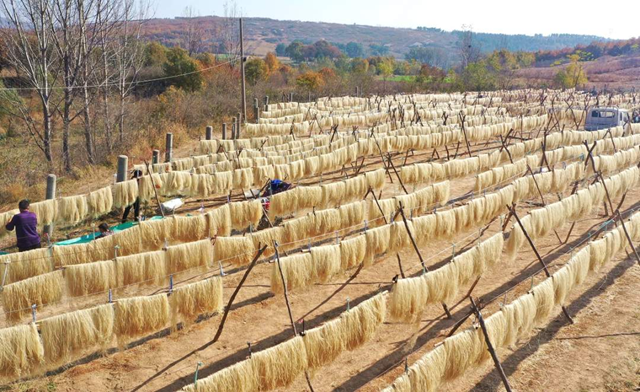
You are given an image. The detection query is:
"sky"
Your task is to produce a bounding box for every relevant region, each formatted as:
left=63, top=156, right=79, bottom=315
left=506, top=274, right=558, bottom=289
left=153, top=0, right=639, bottom=40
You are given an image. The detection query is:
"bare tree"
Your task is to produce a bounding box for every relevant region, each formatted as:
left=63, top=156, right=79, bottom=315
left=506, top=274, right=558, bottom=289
left=112, top=0, right=147, bottom=143
left=458, top=24, right=481, bottom=69
left=215, top=0, right=240, bottom=64
left=48, top=0, right=110, bottom=172
left=0, top=0, right=59, bottom=164
left=182, top=6, right=206, bottom=55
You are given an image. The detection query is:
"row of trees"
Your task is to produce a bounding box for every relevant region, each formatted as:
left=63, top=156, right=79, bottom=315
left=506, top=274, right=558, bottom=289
left=0, top=0, right=148, bottom=172
left=275, top=40, right=390, bottom=61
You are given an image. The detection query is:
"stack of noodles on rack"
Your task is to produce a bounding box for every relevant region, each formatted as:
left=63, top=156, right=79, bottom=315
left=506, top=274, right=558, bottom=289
left=0, top=275, right=224, bottom=382
left=382, top=210, right=640, bottom=392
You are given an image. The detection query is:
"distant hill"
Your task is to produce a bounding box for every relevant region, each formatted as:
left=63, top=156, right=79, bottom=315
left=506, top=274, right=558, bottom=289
left=141, top=16, right=612, bottom=59
left=516, top=52, right=640, bottom=91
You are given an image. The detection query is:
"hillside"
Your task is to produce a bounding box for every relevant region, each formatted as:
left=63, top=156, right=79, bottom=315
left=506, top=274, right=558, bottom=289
left=516, top=52, right=640, bottom=90
left=141, top=16, right=610, bottom=58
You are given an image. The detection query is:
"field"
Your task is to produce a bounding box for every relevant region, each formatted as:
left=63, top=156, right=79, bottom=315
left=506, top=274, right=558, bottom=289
left=2, top=90, right=640, bottom=392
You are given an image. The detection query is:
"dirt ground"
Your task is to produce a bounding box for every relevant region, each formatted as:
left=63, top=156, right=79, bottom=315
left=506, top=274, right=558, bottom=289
left=6, top=136, right=640, bottom=392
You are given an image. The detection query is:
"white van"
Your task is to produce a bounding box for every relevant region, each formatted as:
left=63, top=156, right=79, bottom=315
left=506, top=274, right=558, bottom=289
left=585, top=107, right=630, bottom=131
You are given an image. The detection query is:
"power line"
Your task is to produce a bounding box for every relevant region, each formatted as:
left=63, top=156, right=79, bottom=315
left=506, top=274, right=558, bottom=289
left=0, top=56, right=239, bottom=92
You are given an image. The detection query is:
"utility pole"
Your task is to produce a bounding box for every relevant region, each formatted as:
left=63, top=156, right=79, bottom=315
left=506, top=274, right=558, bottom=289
left=239, top=18, right=247, bottom=123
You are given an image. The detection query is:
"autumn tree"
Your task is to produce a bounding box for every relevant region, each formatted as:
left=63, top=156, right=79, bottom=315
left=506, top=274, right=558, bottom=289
left=264, top=52, right=280, bottom=75
left=163, top=47, right=203, bottom=92
left=296, top=71, right=323, bottom=93
left=554, top=54, right=588, bottom=88
left=245, top=58, right=267, bottom=85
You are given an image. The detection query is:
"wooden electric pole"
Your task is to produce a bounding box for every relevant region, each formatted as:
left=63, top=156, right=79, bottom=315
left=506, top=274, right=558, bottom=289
left=239, top=18, right=247, bottom=123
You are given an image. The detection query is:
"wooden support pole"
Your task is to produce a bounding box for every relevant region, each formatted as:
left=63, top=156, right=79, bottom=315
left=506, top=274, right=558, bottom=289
left=396, top=254, right=406, bottom=278
left=222, top=123, right=227, bottom=140
left=370, top=187, right=389, bottom=225
left=144, top=161, right=165, bottom=218
left=273, top=242, right=316, bottom=392
left=43, top=174, right=57, bottom=239
left=460, top=116, right=473, bottom=157
left=239, top=18, right=247, bottom=122
left=116, top=155, right=128, bottom=182
left=211, top=245, right=268, bottom=343
left=205, top=126, right=213, bottom=140
left=507, top=205, right=574, bottom=324
left=253, top=98, right=260, bottom=123
left=387, top=153, right=408, bottom=194
left=152, top=150, right=160, bottom=165
left=470, top=297, right=513, bottom=392
left=372, top=135, right=393, bottom=183
left=526, top=165, right=563, bottom=243
left=398, top=202, right=452, bottom=319
left=165, top=133, right=173, bottom=163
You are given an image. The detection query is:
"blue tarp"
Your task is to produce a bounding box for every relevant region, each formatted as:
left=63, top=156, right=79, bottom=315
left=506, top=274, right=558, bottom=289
left=54, top=216, right=163, bottom=246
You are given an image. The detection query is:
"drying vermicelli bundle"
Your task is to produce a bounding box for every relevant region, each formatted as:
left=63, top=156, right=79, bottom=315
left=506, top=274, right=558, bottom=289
left=340, top=292, right=387, bottom=350
left=389, top=233, right=503, bottom=323
left=337, top=202, right=366, bottom=228
left=170, top=276, right=223, bottom=326
left=251, top=336, right=308, bottom=390
left=207, top=204, right=232, bottom=237
left=229, top=199, right=263, bottom=229
left=271, top=252, right=314, bottom=293
left=114, top=294, right=170, bottom=345
left=269, top=188, right=298, bottom=218
left=340, top=234, right=367, bottom=269
left=56, top=195, right=89, bottom=226
left=303, top=316, right=345, bottom=372
left=312, top=208, right=342, bottom=235
left=29, top=199, right=58, bottom=226
left=138, top=218, right=173, bottom=250
left=0, top=210, right=18, bottom=236
left=382, top=345, right=447, bottom=392
left=531, top=277, right=556, bottom=324
left=247, top=226, right=281, bottom=254
left=39, top=304, right=114, bottom=368
left=166, top=239, right=213, bottom=273
left=303, top=291, right=387, bottom=373
left=388, top=275, right=429, bottom=323
left=64, top=260, right=117, bottom=296
left=310, top=245, right=341, bottom=283
left=2, top=270, right=64, bottom=323
left=214, top=236, right=256, bottom=266
left=116, top=250, right=167, bottom=286
left=171, top=214, right=209, bottom=243
left=442, top=327, right=485, bottom=381
left=87, top=187, right=114, bottom=218
left=180, top=360, right=257, bottom=392
left=411, top=215, right=437, bottom=247
left=113, top=179, right=139, bottom=208
left=389, top=221, right=413, bottom=253
left=162, top=171, right=193, bottom=196
left=138, top=173, right=164, bottom=202
left=364, top=225, right=391, bottom=266
left=1, top=248, right=53, bottom=284
left=0, top=323, right=44, bottom=382
left=113, top=224, right=143, bottom=256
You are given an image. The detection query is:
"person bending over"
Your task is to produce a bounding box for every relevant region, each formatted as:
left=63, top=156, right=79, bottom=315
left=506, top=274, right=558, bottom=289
left=5, top=199, right=41, bottom=252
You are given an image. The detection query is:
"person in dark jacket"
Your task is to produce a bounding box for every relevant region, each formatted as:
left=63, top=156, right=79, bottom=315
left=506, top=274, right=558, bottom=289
left=122, top=169, right=143, bottom=223
left=5, top=199, right=41, bottom=252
